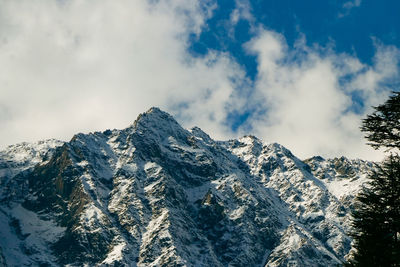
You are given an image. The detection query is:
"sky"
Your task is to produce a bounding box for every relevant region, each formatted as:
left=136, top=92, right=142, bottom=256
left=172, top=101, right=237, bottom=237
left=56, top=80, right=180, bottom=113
left=0, top=0, right=399, bottom=160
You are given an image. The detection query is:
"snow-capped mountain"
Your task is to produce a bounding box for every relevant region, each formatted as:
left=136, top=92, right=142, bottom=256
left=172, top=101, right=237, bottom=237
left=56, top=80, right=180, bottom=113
left=0, top=107, right=375, bottom=266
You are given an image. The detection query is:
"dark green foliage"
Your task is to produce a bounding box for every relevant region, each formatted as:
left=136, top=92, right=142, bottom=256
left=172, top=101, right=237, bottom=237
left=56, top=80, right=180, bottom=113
left=348, top=155, right=400, bottom=266
left=348, top=91, right=400, bottom=266
left=361, top=92, right=400, bottom=150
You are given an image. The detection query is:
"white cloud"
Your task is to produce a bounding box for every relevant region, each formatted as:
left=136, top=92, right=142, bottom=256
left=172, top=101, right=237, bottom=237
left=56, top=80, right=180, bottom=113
left=339, top=0, right=362, bottom=17
left=343, top=0, right=362, bottom=9
left=0, top=1, right=399, bottom=161
left=0, top=0, right=242, bottom=147
left=230, top=0, right=254, bottom=27
left=244, top=29, right=399, bottom=161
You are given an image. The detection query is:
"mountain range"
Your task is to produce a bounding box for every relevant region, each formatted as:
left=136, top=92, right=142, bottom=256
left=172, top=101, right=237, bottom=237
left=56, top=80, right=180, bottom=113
left=0, top=107, right=375, bottom=266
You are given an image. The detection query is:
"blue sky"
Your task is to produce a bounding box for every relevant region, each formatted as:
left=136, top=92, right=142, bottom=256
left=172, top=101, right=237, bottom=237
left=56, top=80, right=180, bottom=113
left=191, top=0, right=400, bottom=159
left=0, top=0, right=399, bottom=160
left=191, top=0, right=399, bottom=68
left=189, top=0, right=400, bottom=114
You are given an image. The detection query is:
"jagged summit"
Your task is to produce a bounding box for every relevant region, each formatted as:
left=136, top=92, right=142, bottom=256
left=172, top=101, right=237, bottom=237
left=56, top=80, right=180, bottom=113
left=189, top=126, right=214, bottom=144
left=0, top=108, right=375, bottom=266
left=133, top=107, right=178, bottom=127
left=146, top=106, right=164, bottom=114
left=130, top=107, right=189, bottom=143
left=307, top=155, right=325, bottom=162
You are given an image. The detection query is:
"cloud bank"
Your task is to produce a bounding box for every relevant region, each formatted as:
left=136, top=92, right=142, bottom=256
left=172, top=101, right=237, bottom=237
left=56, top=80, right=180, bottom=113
left=244, top=29, right=399, bottom=160
left=0, top=0, right=242, bottom=143
left=0, top=0, right=399, bottom=161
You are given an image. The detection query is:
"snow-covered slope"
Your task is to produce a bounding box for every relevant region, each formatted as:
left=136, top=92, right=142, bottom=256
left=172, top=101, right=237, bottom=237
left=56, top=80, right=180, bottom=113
left=0, top=108, right=374, bottom=266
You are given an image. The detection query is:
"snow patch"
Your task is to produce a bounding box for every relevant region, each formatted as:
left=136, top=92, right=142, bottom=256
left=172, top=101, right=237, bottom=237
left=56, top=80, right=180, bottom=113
left=324, top=174, right=367, bottom=199
left=102, top=241, right=127, bottom=264
left=11, top=205, right=63, bottom=241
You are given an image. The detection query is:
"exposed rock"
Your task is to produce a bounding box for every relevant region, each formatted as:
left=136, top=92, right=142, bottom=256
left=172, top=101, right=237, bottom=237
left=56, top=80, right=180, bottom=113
left=0, top=108, right=374, bottom=266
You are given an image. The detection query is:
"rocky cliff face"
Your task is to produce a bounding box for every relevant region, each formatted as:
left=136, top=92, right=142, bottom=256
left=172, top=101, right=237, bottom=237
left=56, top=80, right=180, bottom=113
left=0, top=108, right=375, bottom=266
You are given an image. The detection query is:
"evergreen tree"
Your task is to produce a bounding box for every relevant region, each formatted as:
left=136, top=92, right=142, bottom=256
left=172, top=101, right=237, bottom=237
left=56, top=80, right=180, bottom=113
left=361, top=91, right=400, bottom=150
left=349, top=155, right=400, bottom=266
left=348, top=92, right=400, bottom=266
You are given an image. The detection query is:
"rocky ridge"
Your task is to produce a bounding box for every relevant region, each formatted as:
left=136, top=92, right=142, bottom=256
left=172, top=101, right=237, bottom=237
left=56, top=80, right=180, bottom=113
left=0, top=107, right=375, bottom=266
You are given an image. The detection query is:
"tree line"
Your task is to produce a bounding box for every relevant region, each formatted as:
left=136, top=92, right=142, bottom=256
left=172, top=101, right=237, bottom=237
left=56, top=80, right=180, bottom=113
left=347, top=92, right=400, bottom=266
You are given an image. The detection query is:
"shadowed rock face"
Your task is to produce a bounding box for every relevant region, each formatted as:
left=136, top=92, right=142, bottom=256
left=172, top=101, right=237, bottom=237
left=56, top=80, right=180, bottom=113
left=0, top=107, right=375, bottom=266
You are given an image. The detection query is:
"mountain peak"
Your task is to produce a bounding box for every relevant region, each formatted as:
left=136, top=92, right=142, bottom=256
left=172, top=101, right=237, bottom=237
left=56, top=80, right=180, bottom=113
left=132, top=107, right=178, bottom=128
left=189, top=126, right=213, bottom=143
left=304, top=155, right=326, bottom=164
left=0, top=107, right=375, bottom=266
left=145, top=106, right=166, bottom=115
left=137, top=107, right=174, bottom=121
left=130, top=107, right=189, bottom=142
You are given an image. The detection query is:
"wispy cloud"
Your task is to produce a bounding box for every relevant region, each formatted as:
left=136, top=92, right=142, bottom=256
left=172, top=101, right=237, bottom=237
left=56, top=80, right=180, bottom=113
left=0, top=0, right=242, bottom=145
left=243, top=29, right=399, bottom=160
left=0, top=1, right=398, bottom=161
left=339, top=0, right=362, bottom=17
left=230, top=0, right=254, bottom=26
